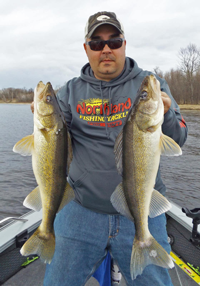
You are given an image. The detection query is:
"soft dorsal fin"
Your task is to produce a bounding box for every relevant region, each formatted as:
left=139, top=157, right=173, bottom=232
left=160, top=134, right=182, bottom=156
left=13, top=134, right=34, bottom=156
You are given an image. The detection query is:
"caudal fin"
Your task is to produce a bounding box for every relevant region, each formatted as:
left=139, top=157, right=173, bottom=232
left=130, top=235, right=174, bottom=280
left=20, top=227, right=55, bottom=264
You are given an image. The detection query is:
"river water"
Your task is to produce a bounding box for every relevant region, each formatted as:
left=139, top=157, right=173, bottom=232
left=0, top=104, right=199, bottom=223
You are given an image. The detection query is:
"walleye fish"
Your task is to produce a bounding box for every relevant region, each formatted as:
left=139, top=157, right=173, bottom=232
left=111, top=75, right=182, bottom=279
left=13, top=81, right=74, bottom=263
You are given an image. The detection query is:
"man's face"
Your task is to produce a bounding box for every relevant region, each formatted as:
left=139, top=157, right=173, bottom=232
left=84, top=24, right=126, bottom=82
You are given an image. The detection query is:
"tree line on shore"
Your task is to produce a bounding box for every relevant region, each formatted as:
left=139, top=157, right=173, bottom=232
left=0, top=43, right=200, bottom=105
left=154, top=43, right=200, bottom=105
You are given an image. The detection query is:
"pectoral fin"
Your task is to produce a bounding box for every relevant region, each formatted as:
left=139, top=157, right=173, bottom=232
left=160, top=133, right=182, bottom=156
left=13, top=134, right=34, bottom=156
left=149, top=189, right=171, bottom=218
left=110, top=183, right=134, bottom=222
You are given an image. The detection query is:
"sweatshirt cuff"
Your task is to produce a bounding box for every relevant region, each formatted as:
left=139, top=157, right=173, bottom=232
left=162, top=108, right=176, bottom=131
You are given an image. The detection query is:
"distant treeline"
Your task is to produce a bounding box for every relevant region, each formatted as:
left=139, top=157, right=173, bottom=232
left=0, top=43, right=199, bottom=105
left=0, top=87, right=34, bottom=103
left=0, top=87, right=60, bottom=103
left=154, top=68, right=200, bottom=104
left=153, top=43, right=200, bottom=105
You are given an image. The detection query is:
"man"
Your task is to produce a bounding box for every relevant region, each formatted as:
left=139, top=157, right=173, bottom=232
left=43, top=11, right=187, bottom=286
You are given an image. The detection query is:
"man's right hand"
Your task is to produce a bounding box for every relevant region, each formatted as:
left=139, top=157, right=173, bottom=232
left=31, top=101, right=34, bottom=113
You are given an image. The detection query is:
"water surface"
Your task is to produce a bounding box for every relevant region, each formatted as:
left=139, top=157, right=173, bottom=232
left=0, top=105, right=199, bottom=223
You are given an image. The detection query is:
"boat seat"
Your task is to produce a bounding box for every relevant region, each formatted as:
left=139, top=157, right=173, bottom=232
left=182, top=207, right=200, bottom=220
left=182, top=207, right=200, bottom=247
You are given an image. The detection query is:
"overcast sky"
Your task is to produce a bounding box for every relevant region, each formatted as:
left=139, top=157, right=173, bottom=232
left=0, top=0, right=199, bottom=89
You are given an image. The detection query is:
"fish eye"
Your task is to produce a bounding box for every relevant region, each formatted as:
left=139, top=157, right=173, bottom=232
left=140, top=91, right=148, bottom=99
left=46, top=95, right=51, bottom=102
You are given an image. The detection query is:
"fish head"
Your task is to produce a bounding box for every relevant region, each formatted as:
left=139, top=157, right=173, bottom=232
left=34, top=81, right=62, bottom=130
left=134, top=75, right=164, bottom=131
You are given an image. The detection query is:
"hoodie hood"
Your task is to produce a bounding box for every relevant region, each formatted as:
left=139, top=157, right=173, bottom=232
left=80, top=57, right=143, bottom=87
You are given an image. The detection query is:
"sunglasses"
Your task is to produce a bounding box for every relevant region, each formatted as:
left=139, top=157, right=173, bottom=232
left=86, top=38, right=125, bottom=51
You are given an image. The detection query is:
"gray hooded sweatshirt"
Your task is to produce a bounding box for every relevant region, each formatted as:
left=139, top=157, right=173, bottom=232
left=57, top=57, right=188, bottom=214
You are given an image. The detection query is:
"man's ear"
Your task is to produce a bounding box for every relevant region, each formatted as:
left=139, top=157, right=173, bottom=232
left=83, top=43, right=88, bottom=55
left=123, top=39, right=126, bottom=51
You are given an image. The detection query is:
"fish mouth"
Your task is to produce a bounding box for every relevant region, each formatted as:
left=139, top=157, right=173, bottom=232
left=35, top=82, right=54, bottom=102
left=137, top=75, right=161, bottom=115
left=141, top=75, right=160, bottom=100
left=149, top=75, right=161, bottom=101
left=35, top=82, right=55, bottom=117
left=148, top=76, right=163, bottom=117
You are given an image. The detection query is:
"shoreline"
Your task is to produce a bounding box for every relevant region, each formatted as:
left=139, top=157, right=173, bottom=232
left=0, top=102, right=199, bottom=110
left=0, top=101, right=31, bottom=104
left=179, top=105, right=200, bottom=110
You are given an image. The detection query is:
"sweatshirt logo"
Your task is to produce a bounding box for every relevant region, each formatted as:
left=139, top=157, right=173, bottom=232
left=76, top=98, right=132, bottom=128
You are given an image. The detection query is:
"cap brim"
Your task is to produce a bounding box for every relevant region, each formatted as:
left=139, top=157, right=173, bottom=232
left=86, top=23, right=123, bottom=38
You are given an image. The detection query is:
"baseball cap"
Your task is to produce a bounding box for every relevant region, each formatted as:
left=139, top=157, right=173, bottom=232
left=85, top=11, right=124, bottom=39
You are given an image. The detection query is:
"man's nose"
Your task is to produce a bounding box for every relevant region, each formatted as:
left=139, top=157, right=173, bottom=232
left=102, top=44, right=112, bottom=53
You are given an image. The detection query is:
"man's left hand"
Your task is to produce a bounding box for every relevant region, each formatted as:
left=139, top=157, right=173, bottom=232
left=161, top=91, right=171, bottom=114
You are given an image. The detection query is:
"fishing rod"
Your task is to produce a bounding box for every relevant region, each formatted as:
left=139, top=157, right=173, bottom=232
left=170, top=207, right=200, bottom=285
left=171, top=252, right=200, bottom=285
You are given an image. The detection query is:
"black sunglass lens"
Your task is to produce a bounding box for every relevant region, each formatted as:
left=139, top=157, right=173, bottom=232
left=109, top=39, right=123, bottom=49
left=89, top=41, right=105, bottom=51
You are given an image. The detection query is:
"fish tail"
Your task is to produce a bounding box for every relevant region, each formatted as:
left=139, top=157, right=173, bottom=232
left=130, top=235, right=174, bottom=280
left=20, top=227, right=55, bottom=264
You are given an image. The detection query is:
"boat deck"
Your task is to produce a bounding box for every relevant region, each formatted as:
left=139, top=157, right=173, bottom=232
left=1, top=203, right=199, bottom=285
left=2, top=258, right=198, bottom=286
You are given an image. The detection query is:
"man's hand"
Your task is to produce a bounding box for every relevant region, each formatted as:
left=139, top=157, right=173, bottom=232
left=31, top=101, right=34, bottom=113
left=161, top=92, right=171, bottom=114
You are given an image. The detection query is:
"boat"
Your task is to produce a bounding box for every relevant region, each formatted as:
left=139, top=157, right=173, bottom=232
left=0, top=201, right=200, bottom=286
